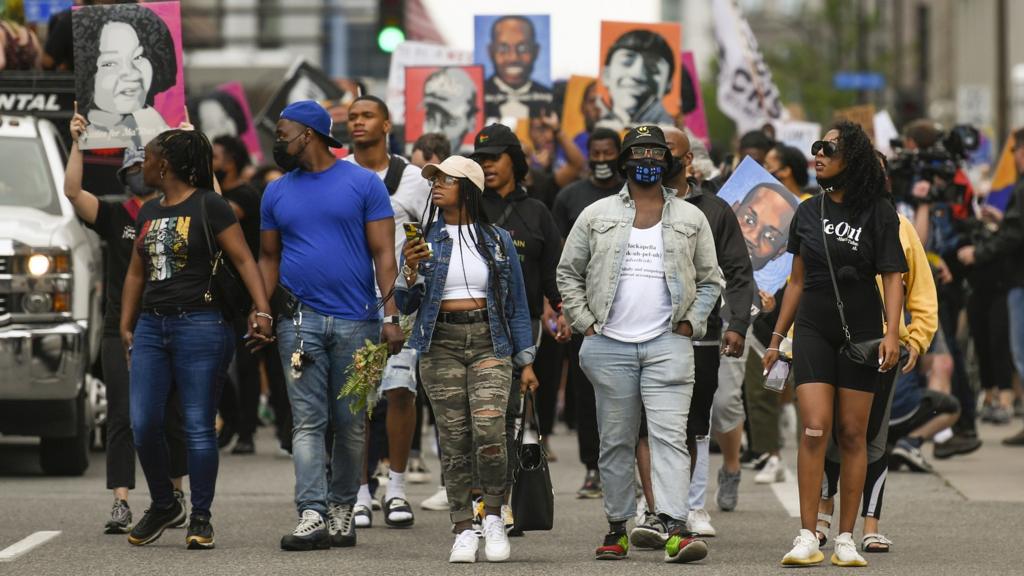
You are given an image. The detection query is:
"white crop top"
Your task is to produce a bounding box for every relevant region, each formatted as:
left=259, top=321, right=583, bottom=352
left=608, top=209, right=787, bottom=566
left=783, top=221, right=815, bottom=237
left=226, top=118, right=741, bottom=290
left=442, top=225, right=489, bottom=300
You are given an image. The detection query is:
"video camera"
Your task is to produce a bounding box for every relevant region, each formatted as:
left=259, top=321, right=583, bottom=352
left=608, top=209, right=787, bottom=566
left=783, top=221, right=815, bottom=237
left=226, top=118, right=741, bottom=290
left=888, top=124, right=980, bottom=205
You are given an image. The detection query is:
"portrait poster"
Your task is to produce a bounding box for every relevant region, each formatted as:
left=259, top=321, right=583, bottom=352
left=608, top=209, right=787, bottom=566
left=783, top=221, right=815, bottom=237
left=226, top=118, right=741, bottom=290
left=405, top=65, right=485, bottom=154
left=189, top=82, right=263, bottom=164
left=72, top=1, right=185, bottom=150
left=256, top=58, right=346, bottom=136
left=386, top=41, right=473, bottom=126
left=474, top=14, right=554, bottom=123
left=716, top=156, right=801, bottom=293
left=560, top=75, right=600, bottom=155
left=680, top=52, right=709, bottom=148
left=597, top=21, right=682, bottom=131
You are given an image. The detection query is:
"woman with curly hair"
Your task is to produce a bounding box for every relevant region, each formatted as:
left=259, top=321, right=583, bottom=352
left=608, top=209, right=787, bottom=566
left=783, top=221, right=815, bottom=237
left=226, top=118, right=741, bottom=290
left=762, top=122, right=907, bottom=568
left=72, top=3, right=178, bottom=148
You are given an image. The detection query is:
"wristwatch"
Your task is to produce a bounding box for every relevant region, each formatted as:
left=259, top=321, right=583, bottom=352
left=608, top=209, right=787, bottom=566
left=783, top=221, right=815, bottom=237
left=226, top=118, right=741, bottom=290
left=401, top=264, right=415, bottom=278
left=383, top=315, right=401, bottom=326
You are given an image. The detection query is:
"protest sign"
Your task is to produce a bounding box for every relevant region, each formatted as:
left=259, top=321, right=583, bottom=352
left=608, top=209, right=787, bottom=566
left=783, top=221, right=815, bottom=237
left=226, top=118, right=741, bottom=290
left=598, top=21, right=682, bottom=131
left=772, top=120, right=820, bottom=160
left=189, top=82, right=263, bottom=164
left=474, top=14, right=553, bottom=123
left=680, top=51, right=709, bottom=148
left=256, top=58, right=346, bottom=137
left=405, top=65, right=485, bottom=153
left=560, top=75, right=600, bottom=156
left=386, top=41, right=473, bottom=126
left=72, top=1, right=185, bottom=150
left=717, top=156, right=800, bottom=293
left=833, top=104, right=876, bottom=141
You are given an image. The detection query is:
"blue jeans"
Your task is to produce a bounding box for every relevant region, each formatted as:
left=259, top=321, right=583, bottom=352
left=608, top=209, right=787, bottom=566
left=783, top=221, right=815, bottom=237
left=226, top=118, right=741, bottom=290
left=130, top=310, right=234, bottom=517
left=579, top=331, right=694, bottom=523
left=1009, top=288, right=1024, bottom=379
left=276, top=308, right=380, bottom=516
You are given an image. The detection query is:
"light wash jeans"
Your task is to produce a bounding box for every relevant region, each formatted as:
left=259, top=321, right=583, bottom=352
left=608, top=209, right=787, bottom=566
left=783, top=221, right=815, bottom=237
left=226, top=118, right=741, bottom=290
left=276, top=308, right=380, bottom=517
left=579, top=330, right=695, bottom=522
left=1009, top=287, right=1024, bottom=379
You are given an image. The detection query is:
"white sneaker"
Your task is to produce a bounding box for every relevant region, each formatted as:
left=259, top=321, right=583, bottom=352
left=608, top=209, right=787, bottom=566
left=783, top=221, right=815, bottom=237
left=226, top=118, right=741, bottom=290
left=449, top=529, right=479, bottom=563
left=481, top=515, right=510, bottom=562
left=687, top=508, right=716, bottom=537
left=406, top=457, right=430, bottom=484
left=831, top=532, right=867, bottom=567
left=421, top=487, right=449, bottom=511
left=755, top=455, right=786, bottom=484
left=782, top=529, right=825, bottom=566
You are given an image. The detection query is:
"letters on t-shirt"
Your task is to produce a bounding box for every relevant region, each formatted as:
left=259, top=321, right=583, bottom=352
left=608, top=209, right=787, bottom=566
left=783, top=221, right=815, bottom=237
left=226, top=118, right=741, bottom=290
left=821, top=218, right=864, bottom=252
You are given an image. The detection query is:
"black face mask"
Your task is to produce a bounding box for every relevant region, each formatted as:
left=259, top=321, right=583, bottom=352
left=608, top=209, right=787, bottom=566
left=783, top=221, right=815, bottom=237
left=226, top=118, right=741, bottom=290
left=273, top=133, right=307, bottom=172
left=214, top=169, right=228, bottom=184
left=589, top=160, right=615, bottom=181
left=665, top=156, right=684, bottom=181
left=624, top=158, right=666, bottom=184
left=124, top=171, right=151, bottom=197
left=816, top=170, right=849, bottom=192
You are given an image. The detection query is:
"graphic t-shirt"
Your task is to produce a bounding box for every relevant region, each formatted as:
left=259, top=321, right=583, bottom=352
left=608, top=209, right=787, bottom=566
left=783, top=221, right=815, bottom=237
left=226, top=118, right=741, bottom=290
left=134, top=190, right=237, bottom=310
left=83, top=197, right=143, bottom=335
left=788, top=194, right=907, bottom=292
left=261, top=160, right=395, bottom=320
left=602, top=224, right=673, bottom=343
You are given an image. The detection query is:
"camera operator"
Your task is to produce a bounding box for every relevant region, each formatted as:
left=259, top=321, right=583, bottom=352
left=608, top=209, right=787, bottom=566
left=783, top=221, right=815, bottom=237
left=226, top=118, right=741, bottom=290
left=887, top=120, right=982, bottom=456
left=958, top=127, right=1024, bottom=443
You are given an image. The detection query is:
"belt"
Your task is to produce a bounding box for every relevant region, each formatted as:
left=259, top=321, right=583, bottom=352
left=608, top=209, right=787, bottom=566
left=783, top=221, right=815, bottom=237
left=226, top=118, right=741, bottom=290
left=437, top=309, right=489, bottom=324
left=144, top=306, right=214, bottom=316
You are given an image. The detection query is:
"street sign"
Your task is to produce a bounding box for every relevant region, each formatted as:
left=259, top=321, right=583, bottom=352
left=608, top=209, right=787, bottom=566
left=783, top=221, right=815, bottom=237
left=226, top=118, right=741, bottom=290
left=23, top=0, right=72, bottom=24
left=833, top=72, right=886, bottom=91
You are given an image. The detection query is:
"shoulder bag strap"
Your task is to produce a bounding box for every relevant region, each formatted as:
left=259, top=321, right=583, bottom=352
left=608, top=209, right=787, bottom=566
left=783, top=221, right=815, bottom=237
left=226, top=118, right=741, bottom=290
left=199, top=191, right=224, bottom=303
left=819, top=195, right=852, bottom=343
left=495, top=201, right=516, bottom=227
left=383, top=155, right=406, bottom=196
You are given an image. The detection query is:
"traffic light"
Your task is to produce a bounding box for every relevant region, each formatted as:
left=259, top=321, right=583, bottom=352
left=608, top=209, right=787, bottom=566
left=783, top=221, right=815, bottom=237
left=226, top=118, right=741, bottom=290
left=377, top=0, right=406, bottom=54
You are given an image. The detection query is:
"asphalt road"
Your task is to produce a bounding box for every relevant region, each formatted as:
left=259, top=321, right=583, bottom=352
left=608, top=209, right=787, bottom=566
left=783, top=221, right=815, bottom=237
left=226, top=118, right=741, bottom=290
left=0, top=423, right=1021, bottom=576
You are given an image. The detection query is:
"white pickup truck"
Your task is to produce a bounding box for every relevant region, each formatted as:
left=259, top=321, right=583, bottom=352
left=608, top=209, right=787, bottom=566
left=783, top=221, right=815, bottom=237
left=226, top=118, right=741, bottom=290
left=0, top=114, right=105, bottom=475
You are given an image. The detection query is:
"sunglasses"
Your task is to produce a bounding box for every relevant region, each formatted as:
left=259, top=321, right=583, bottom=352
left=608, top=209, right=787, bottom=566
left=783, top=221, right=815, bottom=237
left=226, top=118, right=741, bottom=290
left=429, top=174, right=459, bottom=187
left=811, top=140, right=839, bottom=157
left=629, top=147, right=667, bottom=160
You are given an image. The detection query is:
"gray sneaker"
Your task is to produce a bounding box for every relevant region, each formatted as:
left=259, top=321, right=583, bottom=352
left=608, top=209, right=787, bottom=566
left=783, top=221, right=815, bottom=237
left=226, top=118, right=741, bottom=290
left=992, top=406, right=1013, bottom=425
left=104, top=499, right=132, bottom=534
left=630, top=512, right=668, bottom=549
left=172, top=490, right=188, bottom=528
left=716, top=467, right=741, bottom=512
left=328, top=503, right=356, bottom=547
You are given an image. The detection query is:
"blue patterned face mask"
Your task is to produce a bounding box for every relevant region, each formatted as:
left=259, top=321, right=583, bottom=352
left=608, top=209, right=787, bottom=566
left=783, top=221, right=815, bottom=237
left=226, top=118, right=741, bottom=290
left=625, top=159, right=665, bottom=184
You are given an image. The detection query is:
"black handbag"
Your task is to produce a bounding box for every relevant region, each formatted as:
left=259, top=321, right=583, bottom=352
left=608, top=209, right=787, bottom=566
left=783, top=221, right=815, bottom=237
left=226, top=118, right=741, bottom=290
left=200, top=191, right=250, bottom=320
left=818, top=196, right=908, bottom=369
left=510, top=390, right=554, bottom=532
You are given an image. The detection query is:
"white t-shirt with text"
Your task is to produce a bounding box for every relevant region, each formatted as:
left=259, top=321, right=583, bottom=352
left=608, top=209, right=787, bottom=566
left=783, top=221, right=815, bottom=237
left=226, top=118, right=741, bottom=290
left=602, top=223, right=673, bottom=343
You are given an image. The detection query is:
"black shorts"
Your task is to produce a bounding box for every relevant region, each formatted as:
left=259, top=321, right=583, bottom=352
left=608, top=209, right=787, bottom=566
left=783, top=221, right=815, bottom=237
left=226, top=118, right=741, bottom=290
left=792, top=287, right=886, bottom=393
left=638, top=342, right=719, bottom=440
left=889, top=389, right=960, bottom=441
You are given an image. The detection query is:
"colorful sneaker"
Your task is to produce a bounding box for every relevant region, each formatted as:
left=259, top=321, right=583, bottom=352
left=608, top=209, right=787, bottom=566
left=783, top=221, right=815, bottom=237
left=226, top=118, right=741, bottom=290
left=782, top=528, right=825, bottom=566
left=595, top=531, right=629, bottom=560
left=716, top=467, right=741, bottom=512
left=185, top=513, right=215, bottom=550
left=171, top=490, right=188, bottom=528
left=280, top=510, right=330, bottom=551
left=481, top=515, right=511, bottom=562
left=831, top=532, right=867, bottom=567
left=577, top=469, right=603, bottom=499
left=328, top=503, right=356, bottom=547
left=754, top=455, right=786, bottom=484
left=664, top=525, right=708, bottom=564
left=449, top=529, right=480, bottom=563
left=127, top=499, right=185, bottom=546
left=630, top=512, right=668, bottom=549
left=421, top=487, right=449, bottom=511
left=104, top=499, right=132, bottom=534
left=471, top=496, right=485, bottom=531
left=687, top=508, right=716, bottom=537
left=501, top=504, right=520, bottom=537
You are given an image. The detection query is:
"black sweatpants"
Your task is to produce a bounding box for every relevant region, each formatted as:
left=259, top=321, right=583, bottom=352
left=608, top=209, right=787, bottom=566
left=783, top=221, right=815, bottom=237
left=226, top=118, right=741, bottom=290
left=568, top=333, right=599, bottom=470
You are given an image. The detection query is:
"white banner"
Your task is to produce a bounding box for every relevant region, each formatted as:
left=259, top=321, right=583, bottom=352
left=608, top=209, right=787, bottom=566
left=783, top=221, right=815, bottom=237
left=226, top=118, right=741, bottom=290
left=386, top=41, right=473, bottom=126
left=712, top=0, right=787, bottom=133
left=772, top=120, right=820, bottom=159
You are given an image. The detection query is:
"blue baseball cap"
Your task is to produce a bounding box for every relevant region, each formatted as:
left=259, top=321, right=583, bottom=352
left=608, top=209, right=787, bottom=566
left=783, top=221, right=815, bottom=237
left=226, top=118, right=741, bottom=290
left=279, top=100, right=343, bottom=148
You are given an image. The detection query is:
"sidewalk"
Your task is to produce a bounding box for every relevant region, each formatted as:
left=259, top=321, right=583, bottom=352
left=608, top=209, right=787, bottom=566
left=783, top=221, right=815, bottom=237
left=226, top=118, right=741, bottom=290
left=930, top=420, right=1024, bottom=502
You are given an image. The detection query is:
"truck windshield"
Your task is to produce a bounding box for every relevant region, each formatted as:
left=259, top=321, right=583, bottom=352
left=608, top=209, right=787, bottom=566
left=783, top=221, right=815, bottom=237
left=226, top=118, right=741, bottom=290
left=0, top=137, right=60, bottom=215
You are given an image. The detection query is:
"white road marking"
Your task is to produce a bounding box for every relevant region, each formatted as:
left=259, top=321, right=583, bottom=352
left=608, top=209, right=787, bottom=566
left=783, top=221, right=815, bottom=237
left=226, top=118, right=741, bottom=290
left=771, top=468, right=801, bottom=518
left=0, top=531, right=61, bottom=562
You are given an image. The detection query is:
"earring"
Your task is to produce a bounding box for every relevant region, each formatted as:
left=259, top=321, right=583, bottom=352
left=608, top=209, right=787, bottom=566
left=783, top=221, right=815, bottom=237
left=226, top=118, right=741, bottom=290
left=160, top=169, right=165, bottom=181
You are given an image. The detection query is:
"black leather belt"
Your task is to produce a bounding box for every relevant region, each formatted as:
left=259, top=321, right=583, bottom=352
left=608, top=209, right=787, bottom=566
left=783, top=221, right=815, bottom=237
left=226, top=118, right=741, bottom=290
left=437, top=309, right=489, bottom=324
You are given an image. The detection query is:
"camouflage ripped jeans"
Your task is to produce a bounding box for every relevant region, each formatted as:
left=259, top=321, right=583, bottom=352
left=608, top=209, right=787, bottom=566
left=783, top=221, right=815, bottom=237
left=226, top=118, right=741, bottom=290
left=420, top=320, right=513, bottom=524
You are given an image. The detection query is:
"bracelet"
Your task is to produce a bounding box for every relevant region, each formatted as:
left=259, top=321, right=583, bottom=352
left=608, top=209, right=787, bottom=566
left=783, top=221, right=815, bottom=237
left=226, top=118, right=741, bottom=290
left=255, top=312, right=274, bottom=325
left=772, top=331, right=786, bottom=340
left=766, top=347, right=781, bottom=352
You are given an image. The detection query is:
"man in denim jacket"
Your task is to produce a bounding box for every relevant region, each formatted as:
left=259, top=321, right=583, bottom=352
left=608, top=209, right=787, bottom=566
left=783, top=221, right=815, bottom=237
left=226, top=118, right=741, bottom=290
left=556, top=125, right=722, bottom=564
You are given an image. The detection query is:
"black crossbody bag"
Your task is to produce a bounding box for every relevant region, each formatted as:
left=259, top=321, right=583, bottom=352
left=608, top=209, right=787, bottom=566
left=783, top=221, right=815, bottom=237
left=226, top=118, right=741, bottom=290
left=200, top=191, right=250, bottom=320
left=818, top=196, right=908, bottom=368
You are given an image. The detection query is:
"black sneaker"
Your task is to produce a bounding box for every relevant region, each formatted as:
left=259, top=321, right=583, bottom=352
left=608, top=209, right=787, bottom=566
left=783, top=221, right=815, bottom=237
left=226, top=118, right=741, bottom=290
left=104, top=499, right=132, bottom=534
left=890, top=438, right=933, bottom=473
left=576, top=469, right=603, bottom=499
left=328, top=503, right=356, bottom=547
left=127, top=499, right=185, bottom=546
left=1002, top=428, right=1024, bottom=446
left=232, top=436, right=255, bottom=455
left=630, top=512, right=668, bottom=549
left=186, top=514, right=215, bottom=550
left=933, top=432, right=982, bottom=459
left=281, top=510, right=330, bottom=551
left=595, top=531, right=629, bottom=560
left=172, top=490, right=188, bottom=528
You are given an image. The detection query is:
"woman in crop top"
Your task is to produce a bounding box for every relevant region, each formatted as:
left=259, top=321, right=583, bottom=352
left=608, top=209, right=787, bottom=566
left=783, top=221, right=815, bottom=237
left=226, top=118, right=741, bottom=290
left=396, top=155, right=536, bottom=564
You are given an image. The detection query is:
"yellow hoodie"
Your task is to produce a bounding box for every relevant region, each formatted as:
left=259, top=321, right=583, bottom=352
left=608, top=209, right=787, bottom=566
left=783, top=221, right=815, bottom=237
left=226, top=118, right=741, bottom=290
left=875, top=215, right=938, bottom=355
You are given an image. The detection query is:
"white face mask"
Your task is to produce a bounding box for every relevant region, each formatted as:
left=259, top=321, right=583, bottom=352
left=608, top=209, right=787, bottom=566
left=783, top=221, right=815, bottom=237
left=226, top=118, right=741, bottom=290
left=590, top=160, right=615, bottom=181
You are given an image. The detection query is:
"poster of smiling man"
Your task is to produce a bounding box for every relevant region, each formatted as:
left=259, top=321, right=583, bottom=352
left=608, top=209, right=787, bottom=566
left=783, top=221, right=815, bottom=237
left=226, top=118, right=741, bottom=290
left=405, top=65, right=484, bottom=153
left=597, top=21, right=681, bottom=131
left=474, top=14, right=552, bottom=123
left=72, top=1, right=185, bottom=150
left=717, top=156, right=801, bottom=293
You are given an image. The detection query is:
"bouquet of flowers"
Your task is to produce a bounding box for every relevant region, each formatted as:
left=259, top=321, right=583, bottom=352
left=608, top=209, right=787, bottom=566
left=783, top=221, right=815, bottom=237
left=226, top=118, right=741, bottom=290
left=338, top=339, right=390, bottom=417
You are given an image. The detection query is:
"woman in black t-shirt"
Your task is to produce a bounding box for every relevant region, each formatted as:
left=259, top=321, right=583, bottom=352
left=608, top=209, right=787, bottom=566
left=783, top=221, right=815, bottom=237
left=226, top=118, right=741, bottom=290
left=119, top=129, right=273, bottom=550
left=762, top=122, right=907, bottom=568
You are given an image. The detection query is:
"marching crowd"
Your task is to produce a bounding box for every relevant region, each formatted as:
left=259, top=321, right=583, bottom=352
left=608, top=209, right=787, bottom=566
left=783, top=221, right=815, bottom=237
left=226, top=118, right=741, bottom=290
left=61, top=79, right=1024, bottom=567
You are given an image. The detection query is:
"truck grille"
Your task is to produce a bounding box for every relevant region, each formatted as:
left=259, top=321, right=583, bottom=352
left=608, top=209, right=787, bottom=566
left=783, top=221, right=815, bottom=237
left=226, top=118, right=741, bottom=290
left=0, top=256, right=9, bottom=274
left=0, top=294, right=7, bottom=315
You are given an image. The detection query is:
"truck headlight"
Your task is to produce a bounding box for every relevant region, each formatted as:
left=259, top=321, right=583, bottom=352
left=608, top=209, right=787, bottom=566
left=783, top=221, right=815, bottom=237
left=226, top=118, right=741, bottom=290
left=28, top=254, right=51, bottom=276
left=22, top=292, right=53, bottom=314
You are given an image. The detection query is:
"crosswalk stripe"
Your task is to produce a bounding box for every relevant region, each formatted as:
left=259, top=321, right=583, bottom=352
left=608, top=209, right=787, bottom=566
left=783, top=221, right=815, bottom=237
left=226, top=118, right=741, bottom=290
left=0, top=531, right=61, bottom=562
left=771, top=468, right=802, bottom=518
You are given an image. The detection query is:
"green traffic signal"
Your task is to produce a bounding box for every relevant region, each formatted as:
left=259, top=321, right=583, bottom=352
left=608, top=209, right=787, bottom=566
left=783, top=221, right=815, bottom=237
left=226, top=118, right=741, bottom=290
left=377, top=25, right=406, bottom=53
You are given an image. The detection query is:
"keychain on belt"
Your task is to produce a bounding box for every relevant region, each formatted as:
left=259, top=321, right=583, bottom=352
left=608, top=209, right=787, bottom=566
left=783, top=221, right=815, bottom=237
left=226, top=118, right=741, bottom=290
left=290, top=310, right=314, bottom=380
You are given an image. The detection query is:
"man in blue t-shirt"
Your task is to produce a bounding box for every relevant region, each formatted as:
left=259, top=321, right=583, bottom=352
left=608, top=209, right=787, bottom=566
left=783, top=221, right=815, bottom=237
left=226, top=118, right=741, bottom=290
left=258, top=101, right=404, bottom=552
